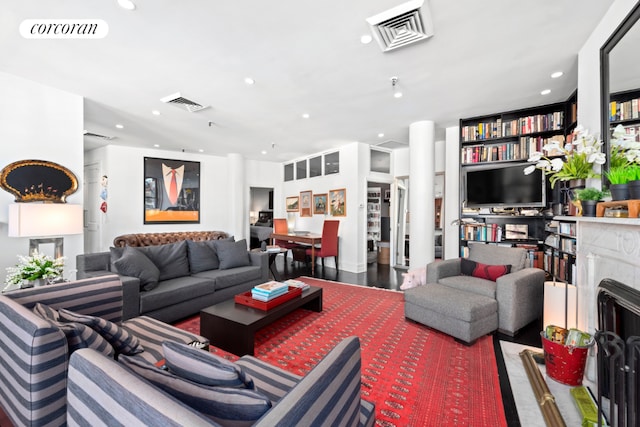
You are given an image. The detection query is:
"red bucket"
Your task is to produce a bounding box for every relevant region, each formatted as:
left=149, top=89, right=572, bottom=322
left=540, top=332, right=592, bottom=386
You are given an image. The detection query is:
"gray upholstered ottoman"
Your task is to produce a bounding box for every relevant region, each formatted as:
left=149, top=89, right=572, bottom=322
left=404, top=283, right=498, bottom=344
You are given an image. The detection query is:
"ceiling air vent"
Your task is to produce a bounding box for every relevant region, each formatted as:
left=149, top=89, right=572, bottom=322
left=83, top=131, right=115, bottom=140
left=366, top=0, right=433, bottom=52
left=375, top=140, right=408, bottom=150
left=160, top=92, right=209, bottom=113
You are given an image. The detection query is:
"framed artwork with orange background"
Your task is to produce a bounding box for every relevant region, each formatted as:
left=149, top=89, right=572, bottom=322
left=300, top=190, right=312, bottom=217
left=143, top=157, right=200, bottom=224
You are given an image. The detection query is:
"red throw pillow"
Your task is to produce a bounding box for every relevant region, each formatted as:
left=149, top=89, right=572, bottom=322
left=461, top=258, right=511, bottom=281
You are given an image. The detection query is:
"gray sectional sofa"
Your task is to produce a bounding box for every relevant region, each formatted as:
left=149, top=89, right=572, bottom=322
left=77, top=237, right=269, bottom=323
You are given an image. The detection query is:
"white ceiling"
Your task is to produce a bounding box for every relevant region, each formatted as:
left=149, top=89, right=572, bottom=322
left=0, top=0, right=614, bottom=162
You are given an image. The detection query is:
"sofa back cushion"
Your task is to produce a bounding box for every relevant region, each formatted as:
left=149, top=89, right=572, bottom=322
left=214, top=239, right=251, bottom=270
left=461, top=258, right=511, bottom=282
left=113, top=246, right=160, bottom=291
left=187, top=240, right=220, bottom=273
left=139, top=240, right=190, bottom=281
left=468, top=243, right=526, bottom=272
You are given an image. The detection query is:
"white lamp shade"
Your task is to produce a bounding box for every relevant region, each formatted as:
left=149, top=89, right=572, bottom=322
left=8, top=203, right=83, bottom=237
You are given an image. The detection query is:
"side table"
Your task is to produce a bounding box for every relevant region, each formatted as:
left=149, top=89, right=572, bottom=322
left=251, top=248, right=288, bottom=281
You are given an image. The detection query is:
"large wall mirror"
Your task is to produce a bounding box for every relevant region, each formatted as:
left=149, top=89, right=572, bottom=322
left=600, top=1, right=640, bottom=172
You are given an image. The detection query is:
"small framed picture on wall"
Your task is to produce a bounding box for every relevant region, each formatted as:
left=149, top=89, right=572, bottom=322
left=329, top=188, right=346, bottom=217
left=286, top=196, right=299, bottom=212
left=313, top=193, right=327, bottom=215
left=300, top=190, right=312, bottom=217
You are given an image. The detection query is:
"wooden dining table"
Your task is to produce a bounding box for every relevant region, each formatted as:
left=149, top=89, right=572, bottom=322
left=270, top=232, right=322, bottom=274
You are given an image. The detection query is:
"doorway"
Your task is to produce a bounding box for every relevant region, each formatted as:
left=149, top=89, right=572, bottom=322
left=249, top=186, right=274, bottom=249
left=393, top=177, right=409, bottom=268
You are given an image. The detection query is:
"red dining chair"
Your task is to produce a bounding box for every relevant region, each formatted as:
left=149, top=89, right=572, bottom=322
left=273, top=218, right=298, bottom=259
left=306, top=220, right=340, bottom=270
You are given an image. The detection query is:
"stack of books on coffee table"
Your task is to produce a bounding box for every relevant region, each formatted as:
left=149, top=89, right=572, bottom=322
left=284, top=279, right=310, bottom=291
left=251, top=281, right=289, bottom=301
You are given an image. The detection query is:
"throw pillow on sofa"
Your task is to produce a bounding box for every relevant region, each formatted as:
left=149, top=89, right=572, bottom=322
left=58, top=308, right=144, bottom=356
left=186, top=240, right=220, bottom=273
left=138, top=241, right=190, bottom=281
left=214, top=239, right=251, bottom=270
left=113, top=246, right=160, bottom=291
left=461, top=258, right=511, bottom=281
left=119, top=355, right=272, bottom=426
left=33, top=303, right=114, bottom=357
left=163, top=341, right=254, bottom=388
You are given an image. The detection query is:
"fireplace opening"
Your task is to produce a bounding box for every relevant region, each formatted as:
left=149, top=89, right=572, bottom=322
left=596, top=278, right=640, bottom=427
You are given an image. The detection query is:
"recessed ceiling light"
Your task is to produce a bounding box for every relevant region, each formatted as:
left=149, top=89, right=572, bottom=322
left=360, top=34, right=373, bottom=44
left=115, top=124, right=124, bottom=129
left=152, top=110, right=161, bottom=116
left=117, top=0, right=136, bottom=10
left=153, top=144, right=160, bottom=148
left=244, top=77, right=255, bottom=85
left=261, top=150, right=267, bottom=155
left=394, top=91, right=403, bottom=99
left=302, top=113, right=310, bottom=119
left=198, top=149, right=204, bottom=153
left=551, top=71, right=563, bottom=79
left=541, top=89, right=551, bottom=95
left=378, top=133, right=385, bottom=138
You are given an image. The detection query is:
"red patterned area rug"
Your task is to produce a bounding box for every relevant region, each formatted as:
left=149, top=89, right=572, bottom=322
left=174, top=277, right=507, bottom=427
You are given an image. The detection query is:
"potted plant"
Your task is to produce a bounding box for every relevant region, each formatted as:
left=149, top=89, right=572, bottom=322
left=3, top=250, right=65, bottom=291
left=524, top=126, right=605, bottom=189
left=627, top=164, right=640, bottom=200
left=574, top=187, right=607, bottom=217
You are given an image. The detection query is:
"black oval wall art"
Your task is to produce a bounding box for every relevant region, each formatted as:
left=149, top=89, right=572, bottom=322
left=0, top=159, right=79, bottom=202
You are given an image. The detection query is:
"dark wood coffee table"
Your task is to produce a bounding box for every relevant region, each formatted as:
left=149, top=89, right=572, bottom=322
left=200, top=286, right=322, bottom=356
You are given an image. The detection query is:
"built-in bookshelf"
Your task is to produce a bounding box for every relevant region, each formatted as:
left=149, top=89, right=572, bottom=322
left=543, top=218, right=576, bottom=284
left=609, top=88, right=640, bottom=142
left=458, top=97, right=578, bottom=259
left=367, top=187, right=381, bottom=245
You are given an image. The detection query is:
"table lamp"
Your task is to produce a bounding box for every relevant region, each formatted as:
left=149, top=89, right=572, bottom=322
left=8, top=203, right=84, bottom=258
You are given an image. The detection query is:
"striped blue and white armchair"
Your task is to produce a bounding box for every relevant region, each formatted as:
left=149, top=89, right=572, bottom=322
left=66, top=336, right=376, bottom=426
left=0, top=275, right=207, bottom=427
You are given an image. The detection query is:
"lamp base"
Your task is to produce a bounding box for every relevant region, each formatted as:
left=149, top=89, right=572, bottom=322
left=29, top=237, right=63, bottom=259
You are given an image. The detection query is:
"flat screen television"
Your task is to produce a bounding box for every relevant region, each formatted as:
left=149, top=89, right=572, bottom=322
left=463, top=163, right=546, bottom=209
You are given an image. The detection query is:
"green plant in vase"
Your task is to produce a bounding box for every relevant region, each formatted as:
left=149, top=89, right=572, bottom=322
left=573, top=187, right=608, bottom=217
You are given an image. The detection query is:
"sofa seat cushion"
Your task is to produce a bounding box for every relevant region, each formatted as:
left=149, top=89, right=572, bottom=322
left=192, top=266, right=262, bottom=291
left=438, top=275, right=497, bottom=299
left=405, top=284, right=497, bottom=323
left=140, top=276, right=215, bottom=314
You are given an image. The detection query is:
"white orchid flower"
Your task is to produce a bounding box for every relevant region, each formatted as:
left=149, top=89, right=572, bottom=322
left=550, top=158, right=565, bottom=171
left=523, top=165, right=537, bottom=175
left=527, top=152, right=543, bottom=162
left=588, top=152, right=606, bottom=165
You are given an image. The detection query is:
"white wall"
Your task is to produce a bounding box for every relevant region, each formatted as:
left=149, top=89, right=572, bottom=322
left=85, top=144, right=281, bottom=252
left=578, top=0, right=638, bottom=133
left=0, top=72, right=84, bottom=280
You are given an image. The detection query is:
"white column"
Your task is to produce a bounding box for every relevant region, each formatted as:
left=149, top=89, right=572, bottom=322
left=409, top=120, right=435, bottom=268
left=227, top=153, right=246, bottom=243
left=444, top=126, right=461, bottom=260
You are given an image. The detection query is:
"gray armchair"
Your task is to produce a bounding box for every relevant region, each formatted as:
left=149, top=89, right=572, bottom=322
left=426, top=243, right=544, bottom=336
